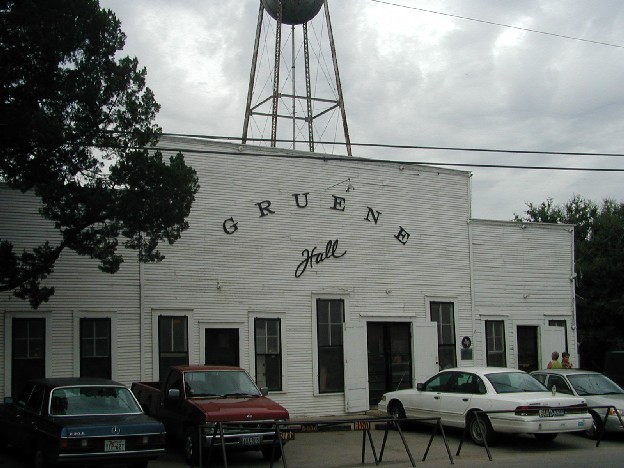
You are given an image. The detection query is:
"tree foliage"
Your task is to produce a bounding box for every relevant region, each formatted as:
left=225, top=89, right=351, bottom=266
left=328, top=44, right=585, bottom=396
left=0, top=0, right=199, bottom=308
left=515, top=195, right=624, bottom=370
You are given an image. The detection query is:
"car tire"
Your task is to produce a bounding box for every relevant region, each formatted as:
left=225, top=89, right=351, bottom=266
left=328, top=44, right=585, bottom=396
left=33, top=447, right=50, bottom=468
left=388, top=400, right=407, bottom=429
left=184, top=427, right=200, bottom=465
left=130, top=461, right=149, bottom=468
left=261, top=444, right=283, bottom=461
left=534, top=433, right=558, bottom=442
left=467, top=413, right=495, bottom=446
left=585, top=410, right=604, bottom=440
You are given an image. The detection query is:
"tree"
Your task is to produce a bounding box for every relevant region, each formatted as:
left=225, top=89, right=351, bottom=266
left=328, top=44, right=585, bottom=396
left=0, top=0, right=199, bottom=308
left=515, top=196, right=624, bottom=370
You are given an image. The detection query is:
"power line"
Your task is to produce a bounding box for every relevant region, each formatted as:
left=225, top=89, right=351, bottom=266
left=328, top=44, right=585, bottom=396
left=369, top=0, right=624, bottom=49
left=119, top=137, right=624, bottom=172
left=160, top=133, right=624, bottom=159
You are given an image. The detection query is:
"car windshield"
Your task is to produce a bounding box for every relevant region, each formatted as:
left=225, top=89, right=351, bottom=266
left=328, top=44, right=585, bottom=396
left=184, top=370, right=261, bottom=398
left=50, top=386, right=142, bottom=416
left=567, top=374, right=624, bottom=396
left=485, top=372, right=548, bottom=393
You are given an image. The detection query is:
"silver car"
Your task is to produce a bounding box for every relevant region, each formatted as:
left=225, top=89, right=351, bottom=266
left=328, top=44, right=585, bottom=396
left=531, top=369, right=624, bottom=438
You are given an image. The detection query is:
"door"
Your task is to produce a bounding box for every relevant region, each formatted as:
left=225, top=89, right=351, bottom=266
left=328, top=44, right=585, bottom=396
left=344, top=322, right=369, bottom=413
left=412, top=323, right=438, bottom=383
left=11, top=318, right=45, bottom=397
left=517, top=326, right=539, bottom=373
left=366, top=322, right=412, bottom=406
left=540, top=326, right=566, bottom=368
left=204, top=328, right=239, bottom=366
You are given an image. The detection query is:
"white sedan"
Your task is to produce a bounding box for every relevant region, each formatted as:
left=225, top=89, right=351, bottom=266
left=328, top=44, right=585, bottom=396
left=378, top=367, right=592, bottom=445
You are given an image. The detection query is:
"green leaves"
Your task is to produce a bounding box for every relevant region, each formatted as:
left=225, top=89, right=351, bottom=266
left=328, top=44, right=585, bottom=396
left=1, top=0, right=198, bottom=307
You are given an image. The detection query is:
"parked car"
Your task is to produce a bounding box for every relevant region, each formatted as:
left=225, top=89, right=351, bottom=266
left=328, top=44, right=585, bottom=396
left=0, top=377, right=166, bottom=468
left=531, top=369, right=624, bottom=438
left=131, top=365, right=290, bottom=464
left=378, top=367, right=592, bottom=445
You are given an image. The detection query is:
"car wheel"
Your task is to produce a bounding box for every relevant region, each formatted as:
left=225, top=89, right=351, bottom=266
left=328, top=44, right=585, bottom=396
left=33, top=447, right=50, bottom=468
left=184, top=427, right=200, bottom=465
left=468, top=413, right=495, bottom=446
left=388, top=400, right=407, bottom=429
left=130, top=461, right=149, bottom=468
left=585, top=411, right=604, bottom=440
left=534, top=433, right=558, bottom=442
left=261, top=444, right=283, bottom=461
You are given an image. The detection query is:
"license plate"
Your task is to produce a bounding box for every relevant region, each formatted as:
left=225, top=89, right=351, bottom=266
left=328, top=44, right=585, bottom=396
left=539, top=409, right=565, bottom=418
left=104, top=439, right=125, bottom=452
left=240, top=435, right=262, bottom=446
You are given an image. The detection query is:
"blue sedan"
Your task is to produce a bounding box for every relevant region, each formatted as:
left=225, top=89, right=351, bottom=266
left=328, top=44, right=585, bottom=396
left=0, top=378, right=166, bottom=468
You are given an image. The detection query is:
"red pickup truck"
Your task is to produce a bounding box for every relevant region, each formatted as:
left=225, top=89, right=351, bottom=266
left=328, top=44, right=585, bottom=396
left=131, top=365, right=290, bottom=464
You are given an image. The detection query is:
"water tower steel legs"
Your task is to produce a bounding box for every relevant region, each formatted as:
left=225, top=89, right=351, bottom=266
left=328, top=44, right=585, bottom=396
left=270, top=1, right=283, bottom=147
left=242, top=0, right=352, bottom=156
left=323, top=0, right=352, bottom=156
left=242, top=3, right=264, bottom=145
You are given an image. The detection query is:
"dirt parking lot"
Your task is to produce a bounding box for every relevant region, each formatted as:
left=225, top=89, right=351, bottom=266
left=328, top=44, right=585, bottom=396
left=1, top=422, right=623, bottom=467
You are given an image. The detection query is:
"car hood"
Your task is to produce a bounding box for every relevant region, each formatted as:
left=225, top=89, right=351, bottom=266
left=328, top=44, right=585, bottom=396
left=188, top=396, right=289, bottom=422
left=583, top=393, right=624, bottom=409
left=56, top=413, right=165, bottom=437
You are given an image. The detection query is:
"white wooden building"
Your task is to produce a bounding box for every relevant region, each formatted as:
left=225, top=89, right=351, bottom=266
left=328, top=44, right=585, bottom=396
left=0, top=136, right=577, bottom=417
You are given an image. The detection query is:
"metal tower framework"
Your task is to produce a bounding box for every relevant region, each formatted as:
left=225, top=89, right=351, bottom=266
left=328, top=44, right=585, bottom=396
left=242, top=0, right=352, bottom=156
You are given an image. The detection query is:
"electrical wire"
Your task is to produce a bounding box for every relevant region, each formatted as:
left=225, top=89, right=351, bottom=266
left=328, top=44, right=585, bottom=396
left=369, top=0, right=624, bottom=49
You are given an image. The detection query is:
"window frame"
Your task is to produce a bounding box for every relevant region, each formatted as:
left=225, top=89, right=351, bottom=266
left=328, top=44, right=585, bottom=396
left=253, top=317, right=283, bottom=391
left=72, top=311, right=117, bottom=380
left=312, top=295, right=347, bottom=396
left=485, top=320, right=507, bottom=367
left=79, top=317, right=112, bottom=379
left=154, top=311, right=191, bottom=381
left=427, top=299, right=457, bottom=370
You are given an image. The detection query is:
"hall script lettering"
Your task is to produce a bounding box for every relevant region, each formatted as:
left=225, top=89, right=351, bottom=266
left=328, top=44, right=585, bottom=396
left=295, top=240, right=346, bottom=278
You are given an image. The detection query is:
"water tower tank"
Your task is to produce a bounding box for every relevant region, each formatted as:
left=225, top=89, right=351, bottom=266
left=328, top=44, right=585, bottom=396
left=260, top=0, right=324, bottom=25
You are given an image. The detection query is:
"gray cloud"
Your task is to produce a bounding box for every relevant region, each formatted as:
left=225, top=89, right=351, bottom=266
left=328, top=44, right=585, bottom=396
left=101, top=0, right=624, bottom=219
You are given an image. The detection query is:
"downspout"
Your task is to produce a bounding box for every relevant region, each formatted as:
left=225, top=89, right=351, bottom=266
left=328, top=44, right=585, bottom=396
left=139, top=241, right=145, bottom=380
left=569, top=226, right=578, bottom=355
left=467, top=173, right=476, bottom=363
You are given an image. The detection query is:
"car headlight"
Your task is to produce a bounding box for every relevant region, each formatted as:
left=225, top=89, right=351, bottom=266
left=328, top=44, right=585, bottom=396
left=380, top=395, right=386, bottom=402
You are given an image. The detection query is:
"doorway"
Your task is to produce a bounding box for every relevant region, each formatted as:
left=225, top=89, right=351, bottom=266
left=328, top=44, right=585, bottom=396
left=517, top=326, right=539, bottom=372
left=367, top=322, right=412, bottom=406
left=204, top=328, right=239, bottom=366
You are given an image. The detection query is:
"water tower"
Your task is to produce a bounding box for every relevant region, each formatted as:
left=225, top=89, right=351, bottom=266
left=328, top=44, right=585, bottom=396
left=242, top=0, right=352, bottom=156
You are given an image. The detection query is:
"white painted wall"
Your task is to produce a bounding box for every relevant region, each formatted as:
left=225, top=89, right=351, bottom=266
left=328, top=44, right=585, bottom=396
left=0, top=138, right=575, bottom=418
left=469, top=219, right=577, bottom=369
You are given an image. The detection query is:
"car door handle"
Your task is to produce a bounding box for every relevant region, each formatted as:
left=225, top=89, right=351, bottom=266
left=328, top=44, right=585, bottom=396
left=462, top=398, right=469, bottom=402
left=434, top=396, right=440, bottom=400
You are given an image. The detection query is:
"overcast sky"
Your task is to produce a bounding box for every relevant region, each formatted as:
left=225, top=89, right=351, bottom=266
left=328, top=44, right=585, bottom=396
left=99, top=0, right=624, bottom=220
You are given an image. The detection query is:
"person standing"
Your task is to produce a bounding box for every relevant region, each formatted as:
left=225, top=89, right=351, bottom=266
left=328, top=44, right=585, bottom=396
left=561, top=351, right=573, bottom=368
left=547, top=351, right=563, bottom=369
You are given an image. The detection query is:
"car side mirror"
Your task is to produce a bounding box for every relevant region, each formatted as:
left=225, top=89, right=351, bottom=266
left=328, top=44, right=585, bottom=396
left=260, top=387, right=269, bottom=396
left=416, top=383, right=424, bottom=391
left=167, top=388, right=180, bottom=400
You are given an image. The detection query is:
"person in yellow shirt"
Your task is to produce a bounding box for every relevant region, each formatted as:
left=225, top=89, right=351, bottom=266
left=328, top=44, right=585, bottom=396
left=547, top=351, right=563, bottom=369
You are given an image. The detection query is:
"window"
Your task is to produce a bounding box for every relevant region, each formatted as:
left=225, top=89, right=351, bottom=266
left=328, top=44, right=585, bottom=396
left=80, top=318, right=111, bottom=378
left=485, top=320, right=506, bottom=367
left=317, top=299, right=344, bottom=393
left=158, top=316, right=188, bottom=380
left=254, top=318, right=282, bottom=391
left=430, top=302, right=456, bottom=369
left=12, top=318, right=45, bottom=397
